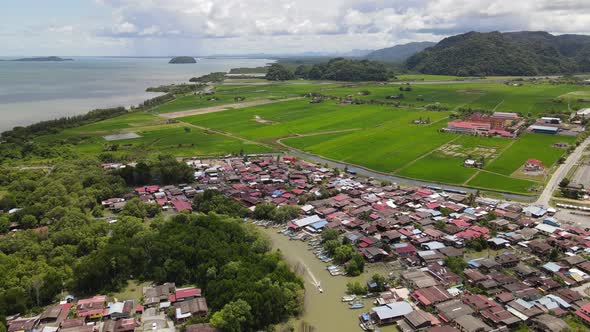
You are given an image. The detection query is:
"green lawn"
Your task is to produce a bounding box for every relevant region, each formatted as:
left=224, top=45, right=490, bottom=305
left=397, top=152, right=478, bottom=184
left=467, top=171, right=538, bottom=194
left=485, top=133, right=575, bottom=176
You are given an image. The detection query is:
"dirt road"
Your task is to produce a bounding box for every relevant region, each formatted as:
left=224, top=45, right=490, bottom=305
left=159, top=97, right=303, bottom=119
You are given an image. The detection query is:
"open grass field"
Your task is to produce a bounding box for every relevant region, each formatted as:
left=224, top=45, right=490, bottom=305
left=316, top=83, right=590, bottom=116
left=484, top=134, right=576, bottom=176
left=466, top=171, right=538, bottom=194
left=154, top=82, right=342, bottom=114
left=35, top=79, right=584, bottom=194
left=34, top=111, right=273, bottom=158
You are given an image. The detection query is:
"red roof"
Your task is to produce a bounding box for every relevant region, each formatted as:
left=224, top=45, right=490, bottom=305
left=333, top=194, right=349, bottom=202
left=426, top=203, right=440, bottom=209
left=77, top=309, right=104, bottom=317
left=175, top=287, right=201, bottom=300
left=448, top=121, right=491, bottom=130
left=450, top=219, right=470, bottom=228
left=527, top=159, right=543, bottom=166
left=171, top=199, right=192, bottom=212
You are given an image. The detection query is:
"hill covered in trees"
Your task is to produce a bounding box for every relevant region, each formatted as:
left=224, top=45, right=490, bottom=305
left=266, top=58, right=394, bottom=81
left=406, top=31, right=590, bottom=76
left=365, top=41, right=435, bottom=63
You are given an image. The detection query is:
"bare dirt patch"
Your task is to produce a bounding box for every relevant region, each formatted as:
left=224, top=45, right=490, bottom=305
left=254, top=115, right=278, bottom=125
left=438, top=144, right=498, bottom=159
left=103, top=132, right=142, bottom=141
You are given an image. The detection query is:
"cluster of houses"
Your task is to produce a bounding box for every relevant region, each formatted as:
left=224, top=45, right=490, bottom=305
left=97, top=154, right=590, bottom=331
left=444, top=112, right=525, bottom=138
left=7, top=285, right=211, bottom=332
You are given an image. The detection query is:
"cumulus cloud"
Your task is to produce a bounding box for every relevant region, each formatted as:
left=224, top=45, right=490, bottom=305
left=91, top=0, right=590, bottom=54
left=5, top=0, right=590, bottom=55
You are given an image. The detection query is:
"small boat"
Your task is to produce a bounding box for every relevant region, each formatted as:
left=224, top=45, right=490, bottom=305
left=317, top=282, right=323, bottom=293
left=349, top=301, right=365, bottom=309
left=342, top=295, right=356, bottom=302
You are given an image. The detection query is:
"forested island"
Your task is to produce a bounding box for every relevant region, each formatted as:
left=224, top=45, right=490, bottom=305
left=169, top=56, right=197, bottom=64
left=9, top=56, right=73, bottom=62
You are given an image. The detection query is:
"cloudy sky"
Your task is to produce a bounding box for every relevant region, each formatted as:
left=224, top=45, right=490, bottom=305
left=3, top=0, right=590, bottom=56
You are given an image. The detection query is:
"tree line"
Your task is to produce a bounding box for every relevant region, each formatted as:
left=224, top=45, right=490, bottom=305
left=0, top=159, right=304, bottom=332
left=265, top=58, right=395, bottom=82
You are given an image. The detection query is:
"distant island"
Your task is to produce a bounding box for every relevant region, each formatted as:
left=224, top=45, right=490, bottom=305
left=12, top=56, right=73, bottom=62
left=169, top=56, right=197, bottom=64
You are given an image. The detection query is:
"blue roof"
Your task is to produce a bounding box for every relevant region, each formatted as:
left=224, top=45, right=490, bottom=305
left=464, top=208, right=476, bottom=215
left=309, top=220, right=328, bottom=230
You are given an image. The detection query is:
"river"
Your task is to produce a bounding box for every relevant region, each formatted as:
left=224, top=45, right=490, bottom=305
left=259, top=227, right=400, bottom=332
left=284, top=148, right=535, bottom=202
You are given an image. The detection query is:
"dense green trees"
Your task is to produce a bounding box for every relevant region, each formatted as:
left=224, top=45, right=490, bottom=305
left=1, top=107, right=128, bottom=143
left=252, top=203, right=301, bottom=223
left=189, top=72, right=226, bottom=83
left=407, top=31, right=590, bottom=76
left=115, top=155, right=193, bottom=186
left=0, top=160, right=303, bottom=331
left=265, top=64, right=295, bottom=81
left=444, top=256, right=467, bottom=274
left=192, top=190, right=249, bottom=217
left=304, top=58, right=393, bottom=81
left=210, top=300, right=252, bottom=332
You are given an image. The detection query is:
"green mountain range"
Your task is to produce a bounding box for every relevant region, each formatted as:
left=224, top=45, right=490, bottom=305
left=406, top=31, right=590, bottom=76
left=365, top=41, right=435, bottom=62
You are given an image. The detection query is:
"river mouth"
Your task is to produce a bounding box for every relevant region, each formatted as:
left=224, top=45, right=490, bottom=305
left=259, top=226, right=400, bottom=332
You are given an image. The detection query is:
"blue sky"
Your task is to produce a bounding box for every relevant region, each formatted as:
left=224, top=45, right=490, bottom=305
left=2, top=0, right=590, bottom=56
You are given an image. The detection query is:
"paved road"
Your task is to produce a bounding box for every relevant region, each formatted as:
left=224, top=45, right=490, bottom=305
left=536, top=137, right=590, bottom=207
left=285, top=148, right=535, bottom=202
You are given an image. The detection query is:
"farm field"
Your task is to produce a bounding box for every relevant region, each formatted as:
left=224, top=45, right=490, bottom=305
left=154, top=82, right=342, bottom=114
left=33, top=79, right=583, bottom=194
left=466, top=172, right=538, bottom=194
left=34, top=111, right=272, bottom=158
left=177, top=85, right=577, bottom=194
left=317, top=82, right=590, bottom=116
left=484, top=134, right=576, bottom=176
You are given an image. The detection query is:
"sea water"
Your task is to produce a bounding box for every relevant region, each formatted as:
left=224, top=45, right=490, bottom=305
left=0, top=57, right=271, bottom=132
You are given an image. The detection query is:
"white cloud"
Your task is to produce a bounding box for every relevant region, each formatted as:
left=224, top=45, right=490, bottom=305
left=5, top=0, right=590, bottom=55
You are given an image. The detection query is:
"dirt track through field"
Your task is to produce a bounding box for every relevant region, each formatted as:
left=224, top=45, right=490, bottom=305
left=159, top=97, right=303, bottom=119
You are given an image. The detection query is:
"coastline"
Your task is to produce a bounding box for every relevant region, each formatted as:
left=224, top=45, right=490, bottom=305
left=0, top=57, right=274, bottom=133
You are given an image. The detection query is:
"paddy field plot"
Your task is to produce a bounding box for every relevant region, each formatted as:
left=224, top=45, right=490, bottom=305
left=154, top=82, right=342, bottom=114
left=319, top=83, right=590, bottom=116
left=35, top=111, right=272, bottom=158
left=180, top=96, right=574, bottom=194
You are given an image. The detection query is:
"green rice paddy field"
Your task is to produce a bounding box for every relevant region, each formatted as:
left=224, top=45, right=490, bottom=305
left=154, top=82, right=342, bottom=114
left=37, top=80, right=587, bottom=194
left=317, top=82, right=590, bottom=116
left=34, top=112, right=272, bottom=158
left=173, top=80, right=586, bottom=194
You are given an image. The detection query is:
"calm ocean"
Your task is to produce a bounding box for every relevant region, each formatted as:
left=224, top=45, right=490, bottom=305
left=0, top=57, right=271, bottom=132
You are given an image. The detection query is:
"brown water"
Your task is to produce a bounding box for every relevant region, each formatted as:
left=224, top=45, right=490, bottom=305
left=260, top=227, right=399, bottom=332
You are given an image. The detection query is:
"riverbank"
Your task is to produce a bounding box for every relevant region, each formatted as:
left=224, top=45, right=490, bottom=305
left=259, top=227, right=400, bottom=332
